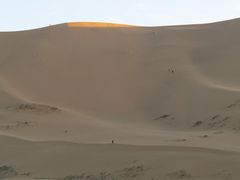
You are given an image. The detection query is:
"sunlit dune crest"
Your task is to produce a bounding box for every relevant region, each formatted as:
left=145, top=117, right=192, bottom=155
left=67, top=22, right=135, bottom=28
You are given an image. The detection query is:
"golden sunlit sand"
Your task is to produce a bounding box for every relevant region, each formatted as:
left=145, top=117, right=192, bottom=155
left=67, top=22, right=134, bottom=28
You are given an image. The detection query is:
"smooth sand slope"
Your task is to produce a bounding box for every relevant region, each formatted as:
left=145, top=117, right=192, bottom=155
left=0, top=20, right=240, bottom=179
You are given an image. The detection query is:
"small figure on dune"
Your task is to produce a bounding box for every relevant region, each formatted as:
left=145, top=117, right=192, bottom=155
left=168, top=68, right=175, bottom=74
left=112, top=140, right=114, bottom=144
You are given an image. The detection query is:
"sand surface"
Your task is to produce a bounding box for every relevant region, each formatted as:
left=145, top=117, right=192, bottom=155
left=0, top=20, right=240, bottom=179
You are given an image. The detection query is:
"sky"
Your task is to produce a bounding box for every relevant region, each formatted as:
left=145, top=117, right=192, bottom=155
left=1, top=0, right=240, bottom=31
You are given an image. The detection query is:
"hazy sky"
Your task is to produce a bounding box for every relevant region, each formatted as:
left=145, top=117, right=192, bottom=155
left=1, top=0, right=240, bottom=31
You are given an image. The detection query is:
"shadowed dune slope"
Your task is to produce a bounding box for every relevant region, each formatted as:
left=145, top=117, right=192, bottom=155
left=0, top=19, right=240, bottom=130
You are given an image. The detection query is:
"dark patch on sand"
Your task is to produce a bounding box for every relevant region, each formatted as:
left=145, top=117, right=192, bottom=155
left=0, top=165, right=18, bottom=179
left=153, top=114, right=171, bottom=120
left=6, top=103, right=61, bottom=114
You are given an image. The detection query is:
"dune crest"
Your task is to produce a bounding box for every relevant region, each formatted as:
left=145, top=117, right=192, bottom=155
left=67, top=22, right=134, bottom=28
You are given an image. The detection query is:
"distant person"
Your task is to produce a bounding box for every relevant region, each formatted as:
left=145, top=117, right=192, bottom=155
left=112, top=140, right=114, bottom=144
left=168, top=68, right=175, bottom=74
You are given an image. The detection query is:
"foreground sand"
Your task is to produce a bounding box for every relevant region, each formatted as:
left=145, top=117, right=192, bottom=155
left=1, top=20, right=240, bottom=179
left=2, top=135, right=240, bottom=180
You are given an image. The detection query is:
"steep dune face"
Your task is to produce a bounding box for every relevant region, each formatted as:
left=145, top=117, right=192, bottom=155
left=190, top=20, right=240, bottom=89
left=0, top=20, right=240, bottom=130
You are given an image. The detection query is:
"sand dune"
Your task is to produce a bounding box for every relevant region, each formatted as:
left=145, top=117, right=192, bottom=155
left=1, top=19, right=240, bottom=179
